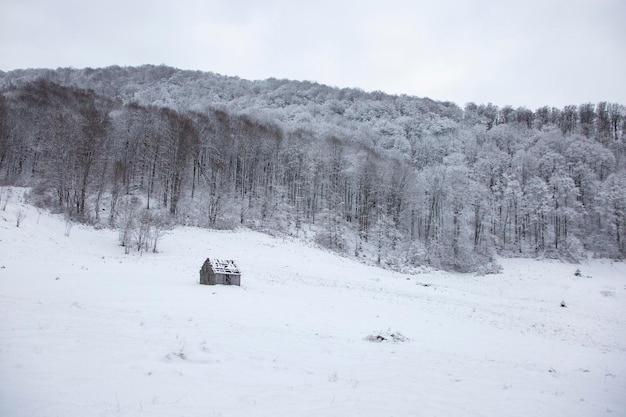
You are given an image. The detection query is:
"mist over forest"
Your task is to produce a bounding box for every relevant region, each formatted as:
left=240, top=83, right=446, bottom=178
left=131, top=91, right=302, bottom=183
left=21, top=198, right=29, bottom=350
left=1, top=65, right=624, bottom=272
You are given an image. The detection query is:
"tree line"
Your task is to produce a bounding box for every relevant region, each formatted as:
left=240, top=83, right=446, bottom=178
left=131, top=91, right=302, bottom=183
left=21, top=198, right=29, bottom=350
left=0, top=68, right=625, bottom=271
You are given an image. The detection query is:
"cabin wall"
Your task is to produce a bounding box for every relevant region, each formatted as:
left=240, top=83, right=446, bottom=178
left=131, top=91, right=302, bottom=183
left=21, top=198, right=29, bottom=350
left=199, top=263, right=213, bottom=285
left=214, top=273, right=241, bottom=286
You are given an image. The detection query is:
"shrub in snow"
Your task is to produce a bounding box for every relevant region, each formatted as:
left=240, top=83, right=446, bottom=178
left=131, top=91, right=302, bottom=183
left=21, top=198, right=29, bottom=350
left=118, top=196, right=171, bottom=254
left=563, top=236, right=585, bottom=262
left=0, top=186, right=10, bottom=211
left=118, top=196, right=141, bottom=254
left=365, top=330, right=408, bottom=343
left=14, top=209, right=26, bottom=227
left=474, top=261, right=503, bottom=276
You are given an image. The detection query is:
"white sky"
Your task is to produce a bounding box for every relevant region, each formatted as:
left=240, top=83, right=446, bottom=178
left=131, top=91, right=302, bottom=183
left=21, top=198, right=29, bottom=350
left=0, top=0, right=624, bottom=109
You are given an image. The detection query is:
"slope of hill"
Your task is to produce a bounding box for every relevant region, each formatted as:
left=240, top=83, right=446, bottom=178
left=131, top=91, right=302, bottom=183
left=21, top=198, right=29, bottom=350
left=1, top=67, right=625, bottom=272
left=1, top=189, right=625, bottom=416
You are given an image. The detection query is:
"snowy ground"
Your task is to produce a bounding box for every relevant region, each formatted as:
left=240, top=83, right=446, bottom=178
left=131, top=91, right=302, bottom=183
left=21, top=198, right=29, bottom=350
left=1, top=191, right=625, bottom=417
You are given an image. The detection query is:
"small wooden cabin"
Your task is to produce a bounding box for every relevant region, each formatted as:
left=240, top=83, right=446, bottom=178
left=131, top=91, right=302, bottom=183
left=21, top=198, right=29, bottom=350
left=199, top=258, right=241, bottom=286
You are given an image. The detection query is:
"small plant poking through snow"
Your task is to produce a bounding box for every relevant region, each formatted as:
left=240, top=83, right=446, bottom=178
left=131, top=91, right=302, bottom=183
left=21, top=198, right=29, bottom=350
left=15, top=209, right=26, bottom=227
left=365, top=330, right=408, bottom=343
left=64, top=217, right=74, bottom=237
left=165, top=349, right=187, bottom=361
left=574, top=268, right=593, bottom=279
left=0, top=187, right=10, bottom=211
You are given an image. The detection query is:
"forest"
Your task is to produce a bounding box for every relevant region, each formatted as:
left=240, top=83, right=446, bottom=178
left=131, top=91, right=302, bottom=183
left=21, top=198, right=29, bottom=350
left=0, top=65, right=624, bottom=272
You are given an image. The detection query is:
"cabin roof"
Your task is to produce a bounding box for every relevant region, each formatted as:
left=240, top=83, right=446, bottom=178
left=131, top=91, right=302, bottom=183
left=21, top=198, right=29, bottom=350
left=209, top=258, right=240, bottom=275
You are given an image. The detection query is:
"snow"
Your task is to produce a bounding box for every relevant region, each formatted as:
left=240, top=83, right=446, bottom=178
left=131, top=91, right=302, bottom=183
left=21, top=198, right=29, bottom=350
left=1, top=190, right=625, bottom=417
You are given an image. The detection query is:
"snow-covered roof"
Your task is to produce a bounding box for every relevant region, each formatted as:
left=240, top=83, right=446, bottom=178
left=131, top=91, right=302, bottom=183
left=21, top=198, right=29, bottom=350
left=210, top=258, right=240, bottom=275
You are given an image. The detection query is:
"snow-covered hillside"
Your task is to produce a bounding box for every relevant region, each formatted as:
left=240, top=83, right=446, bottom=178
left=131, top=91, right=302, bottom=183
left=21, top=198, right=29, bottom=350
left=1, top=191, right=625, bottom=416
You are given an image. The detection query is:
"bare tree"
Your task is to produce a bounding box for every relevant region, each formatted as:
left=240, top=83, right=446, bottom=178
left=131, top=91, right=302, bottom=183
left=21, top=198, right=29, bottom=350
left=75, top=93, right=111, bottom=217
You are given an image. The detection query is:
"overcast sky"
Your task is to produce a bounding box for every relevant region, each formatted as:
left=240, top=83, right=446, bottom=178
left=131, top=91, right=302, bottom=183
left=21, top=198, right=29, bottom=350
left=1, top=0, right=624, bottom=109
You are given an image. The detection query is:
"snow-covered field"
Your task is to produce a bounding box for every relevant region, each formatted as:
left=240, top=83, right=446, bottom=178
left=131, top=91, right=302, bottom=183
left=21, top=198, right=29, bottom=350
left=1, top=192, right=625, bottom=417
